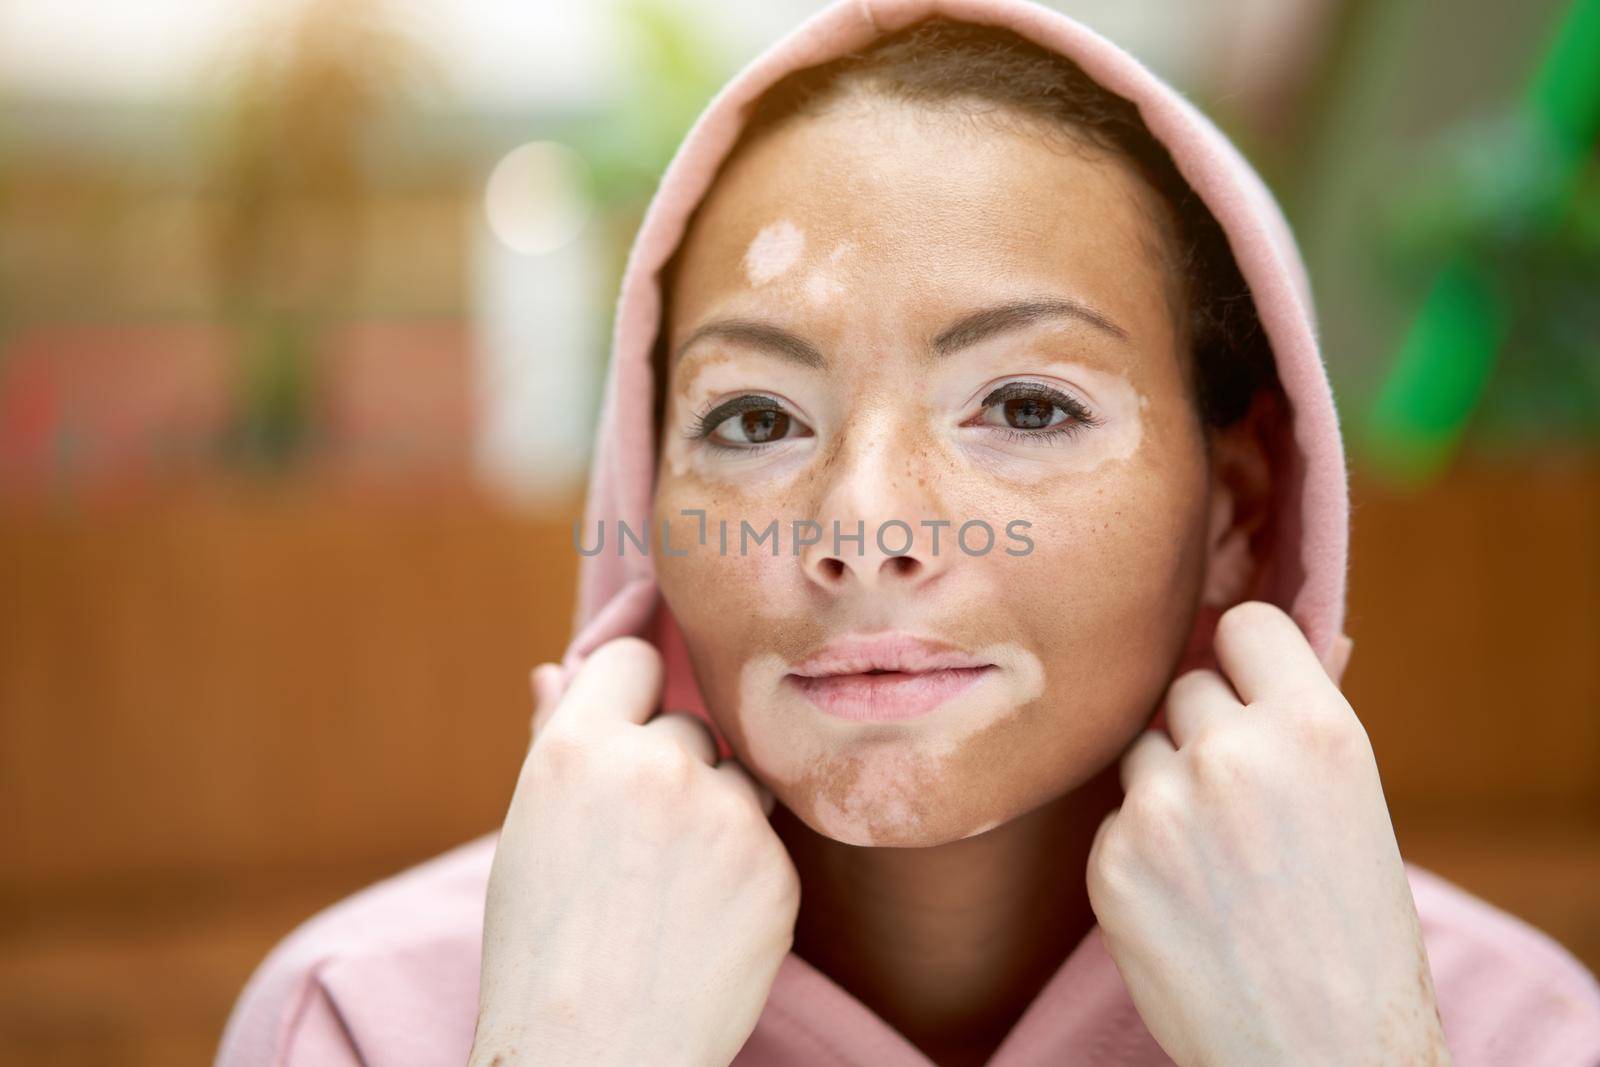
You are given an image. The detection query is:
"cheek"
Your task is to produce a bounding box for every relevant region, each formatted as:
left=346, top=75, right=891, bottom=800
left=997, top=454, right=1210, bottom=750
left=656, top=533, right=794, bottom=631
left=653, top=477, right=820, bottom=756
left=652, top=475, right=808, bottom=625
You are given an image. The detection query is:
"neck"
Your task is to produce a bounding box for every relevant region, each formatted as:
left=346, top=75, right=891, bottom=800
left=772, top=762, right=1124, bottom=1067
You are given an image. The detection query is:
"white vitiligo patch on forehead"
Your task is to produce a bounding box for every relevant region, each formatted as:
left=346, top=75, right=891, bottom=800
left=743, top=219, right=805, bottom=286
left=737, top=642, right=1045, bottom=845
left=801, top=240, right=854, bottom=306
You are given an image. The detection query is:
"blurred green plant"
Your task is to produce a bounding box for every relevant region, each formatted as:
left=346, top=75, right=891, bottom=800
left=1364, top=0, right=1600, bottom=485
left=570, top=0, right=734, bottom=211
left=199, top=0, right=439, bottom=472
left=222, top=311, right=316, bottom=471
left=547, top=0, right=735, bottom=333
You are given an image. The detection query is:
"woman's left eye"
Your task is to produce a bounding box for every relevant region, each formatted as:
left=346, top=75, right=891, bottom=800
left=970, top=382, right=1098, bottom=441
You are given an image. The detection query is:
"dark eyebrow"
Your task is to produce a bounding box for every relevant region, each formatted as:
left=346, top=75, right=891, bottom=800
left=673, top=319, right=825, bottom=370
left=932, top=297, right=1129, bottom=355
left=673, top=297, right=1126, bottom=372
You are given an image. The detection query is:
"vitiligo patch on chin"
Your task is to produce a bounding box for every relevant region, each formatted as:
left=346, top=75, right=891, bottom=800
left=736, top=642, right=1045, bottom=846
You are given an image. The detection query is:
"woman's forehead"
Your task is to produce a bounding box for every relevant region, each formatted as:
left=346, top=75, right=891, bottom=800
left=666, top=99, right=1179, bottom=359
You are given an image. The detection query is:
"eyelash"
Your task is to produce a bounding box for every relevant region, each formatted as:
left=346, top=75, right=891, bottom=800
left=686, top=382, right=1100, bottom=451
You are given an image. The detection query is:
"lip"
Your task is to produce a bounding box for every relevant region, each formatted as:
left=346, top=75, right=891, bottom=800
left=785, top=633, right=997, bottom=722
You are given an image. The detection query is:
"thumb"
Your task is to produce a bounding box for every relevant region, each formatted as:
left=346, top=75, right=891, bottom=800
left=528, top=663, right=565, bottom=739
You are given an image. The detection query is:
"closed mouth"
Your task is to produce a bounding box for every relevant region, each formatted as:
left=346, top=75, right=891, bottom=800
left=785, top=633, right=997, bottom=721
left=789, top=632, right=994, bottom=677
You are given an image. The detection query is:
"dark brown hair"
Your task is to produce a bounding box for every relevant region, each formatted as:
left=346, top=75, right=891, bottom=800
left=652, top=17, right=1279, bottom=441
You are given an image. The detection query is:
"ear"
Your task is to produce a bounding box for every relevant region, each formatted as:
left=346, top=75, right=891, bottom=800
left=1199, top=388, right=1279, bottom=609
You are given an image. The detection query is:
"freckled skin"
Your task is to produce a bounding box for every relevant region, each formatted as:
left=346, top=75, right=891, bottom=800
left=651, top=98, right=1226, bottom=846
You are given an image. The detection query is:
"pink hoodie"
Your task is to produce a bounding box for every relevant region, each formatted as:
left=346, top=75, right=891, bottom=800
left=216, top=1, right=1600, bottom=1064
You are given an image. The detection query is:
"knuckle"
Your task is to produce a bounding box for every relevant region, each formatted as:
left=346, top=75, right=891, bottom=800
left=1086, top=828, right=1137, bottom=902
left=777, top=883, right=801, bottom=924
left=1188, top=727, right=1257, bottom=786
left=531, top=727, right=588, bottom=776
left=1123, top=774, right=1186, bottom=830
left=624, top=740, right=697, bottom=790
left=703, top=787, right=755, bottom=833
left=1298, top=699, right=1372, bottom=764
left=759, top=849, right=802, bottom=905
left=777, top=858, right=802, bottom=902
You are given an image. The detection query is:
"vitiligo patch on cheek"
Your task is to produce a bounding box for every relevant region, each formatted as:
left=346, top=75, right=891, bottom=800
left=661, top=359, right=813, bottom=489
left=736, top=643, right=1046, bottom=846
left=1015, top=362, right=1149, bottom=477
left=743, top=220, right=805, bottom=286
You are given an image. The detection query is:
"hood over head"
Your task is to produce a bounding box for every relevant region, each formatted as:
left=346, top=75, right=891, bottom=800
left=561, top=0, right=1352, bottom=762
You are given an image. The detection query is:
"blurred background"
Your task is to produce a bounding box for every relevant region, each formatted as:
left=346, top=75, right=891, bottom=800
left=0, top=0, right=1595, bottom=1062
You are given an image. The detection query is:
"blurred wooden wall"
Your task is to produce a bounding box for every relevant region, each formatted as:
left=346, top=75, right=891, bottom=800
left=1344, top=458, right=1600, bottom=973
left=0, top=483, right=583, bottom=1065
left=1, top=459, right=1596, bottom=1065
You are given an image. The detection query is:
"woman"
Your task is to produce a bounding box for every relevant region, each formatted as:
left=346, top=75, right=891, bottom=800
left=219, top=2, right=1600, bottom=1064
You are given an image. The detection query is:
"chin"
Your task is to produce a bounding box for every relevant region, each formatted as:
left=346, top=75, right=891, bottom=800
left=790, top=782, right=1015, bottom=848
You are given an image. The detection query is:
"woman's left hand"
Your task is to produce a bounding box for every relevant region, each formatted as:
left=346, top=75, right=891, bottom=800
left=1086, top=600, right=1453, bottom=1067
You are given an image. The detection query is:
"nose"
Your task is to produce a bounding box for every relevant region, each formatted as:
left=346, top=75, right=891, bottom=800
left=806, top=532, right=936, bottom=591
left=799, top=422, right=950, bottom=595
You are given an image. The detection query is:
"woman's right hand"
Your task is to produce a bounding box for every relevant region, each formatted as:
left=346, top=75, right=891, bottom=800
left=469, top=636, right=801, bottom=1067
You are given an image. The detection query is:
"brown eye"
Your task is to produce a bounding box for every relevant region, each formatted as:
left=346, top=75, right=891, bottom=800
left=977, top=391, right=1070, bottom=432
left=970, top=380, right=1097, bottom=441
left=695, top=394, right=810, bottom=448
left=731, top=408, right=789, bottom=443
left=1001, top=396, right=1057, bottom=430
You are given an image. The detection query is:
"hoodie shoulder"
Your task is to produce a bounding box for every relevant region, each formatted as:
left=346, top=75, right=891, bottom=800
left=216, top=834, right=495, bottom=1067
left=1405, top=861, right=1600, bottom=1066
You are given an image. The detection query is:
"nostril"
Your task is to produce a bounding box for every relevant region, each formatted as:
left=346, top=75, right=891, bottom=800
left=820, top=557, right=847, bottom=582
left=886, top=555, right=919, bottom=578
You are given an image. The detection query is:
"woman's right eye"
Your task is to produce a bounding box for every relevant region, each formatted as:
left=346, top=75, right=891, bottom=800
left=691, top=395, right=812, bottom=449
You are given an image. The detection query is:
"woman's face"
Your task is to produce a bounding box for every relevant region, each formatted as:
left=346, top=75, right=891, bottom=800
left=652, top=97, right=1228, bottom=846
